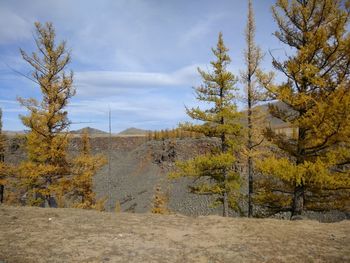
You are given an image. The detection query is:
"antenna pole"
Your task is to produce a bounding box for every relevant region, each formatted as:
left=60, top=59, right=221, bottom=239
left=108, top=108, right=112, bottom=211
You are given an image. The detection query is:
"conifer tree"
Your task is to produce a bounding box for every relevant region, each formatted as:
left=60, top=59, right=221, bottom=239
left=0, top=109, right=7, bottom=203
left=151, top=185, right=169, bottom=214
left=69, top=132, right=107, bottom=209
left=258, top=0, right=350, bottom=216
left=171, top=33, right=242, bottom=217
left=17, top=22, right=75, bottom=206
left=241, top=0, right=265, bottom=217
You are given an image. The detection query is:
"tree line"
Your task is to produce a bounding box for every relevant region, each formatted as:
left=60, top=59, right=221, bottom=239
left=171, top=0, right=350, bottom=218
left=0, top=0, right=349, bottom=218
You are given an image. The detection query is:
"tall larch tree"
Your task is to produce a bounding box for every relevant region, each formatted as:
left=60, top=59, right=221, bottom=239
left=258, top=0, right=350, bottom=217
left=17, top=22, right=75, bottom=207
left=171, top=33, right=242, bottom=217
left=241, top=0, right=264, bottom=217
left=68, top=132, right=107, bottom=209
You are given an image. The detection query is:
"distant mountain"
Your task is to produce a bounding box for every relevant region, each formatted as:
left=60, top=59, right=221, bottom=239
left=3, top=130, right=26, bottom=136
left=71, top=127, right=108, bottom=135
left=118, top=127, right=150, bottom=136
left=241, top=101, right=295, bottom=128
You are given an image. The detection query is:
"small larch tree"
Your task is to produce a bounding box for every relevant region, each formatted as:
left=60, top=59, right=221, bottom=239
left=68, top=132, right=107, bottom=209
left=0, top=108, right=7, bottom=203
left=258, top=0, right=350, bottom=217
left=151, top=185, right=169, bottom=214
left=17, top=22, right=75, bottom=207
left=171, top=33, right=242, bottom=217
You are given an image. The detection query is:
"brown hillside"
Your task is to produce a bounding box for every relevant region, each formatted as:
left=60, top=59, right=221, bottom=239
left=0, top=205, right=349, bottom=263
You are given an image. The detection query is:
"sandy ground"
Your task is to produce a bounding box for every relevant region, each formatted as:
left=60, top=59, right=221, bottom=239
left=0, top=205, right=349, bottom=263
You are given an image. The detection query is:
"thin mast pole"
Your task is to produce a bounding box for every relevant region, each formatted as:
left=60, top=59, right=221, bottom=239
left=108, top=107, right=112, bottom=211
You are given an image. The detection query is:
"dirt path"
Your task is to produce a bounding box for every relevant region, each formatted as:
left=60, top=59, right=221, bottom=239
left=0, top=205, right=349, bottom=263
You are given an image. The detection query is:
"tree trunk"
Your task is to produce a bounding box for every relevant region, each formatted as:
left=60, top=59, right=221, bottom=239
left=220, top=92, right=230, bottom=217
left=246, top=0, right=255, bottom=218
left=46, top=195, right=52, bottom=207
left=221, top=143, right=229, bottom=217
left=0, top=184, right=4, bottom=203
left=0, top=152, right=4, bottom=203
left=292, top=126, right=306, bottom=217
left=247, top=80, right=254, bottom=217
left=45, top=176, right=55, bottom=208
left=291, top=184, right=304, bottom=217
left=248, top=156, right=253, bottom=217
left=46, top=194, right=57, bottom=208
left=223, top=183, right=229, bottom=217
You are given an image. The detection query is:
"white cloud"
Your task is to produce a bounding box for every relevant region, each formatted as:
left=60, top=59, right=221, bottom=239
left=2, top=108, right=24, bottom=113
left=0, top=99, right=18, bottom=104
left=68, top=100, right=148, bottom=116
left=69, top=94, right=194, bottom=120
left=0, top=100, right=24, bottom=114
left=179, top=13, right=228, bottom=46
left=0, top=8, right=31, bottom=44
left=74, top=64, right=203, bottom=97
left=0, top=0, right=262, bottom=132
left=67, top=93, right=196, bottom=132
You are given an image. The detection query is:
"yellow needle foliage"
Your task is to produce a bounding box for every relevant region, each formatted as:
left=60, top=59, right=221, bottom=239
left=68, top=132, right=107, bottom=209
left=0, top=108, right=8, bottom=203
left=257, top=0, right=350, bottom=216
left=147, top=128, right=203, bottom=141
left=0, top=163, right=7, bottom=187
left=0, top=109, right=6, bottom=182
left=151, top=185, right=169, bottom=214
left=17, top=22, right=75, bottom=206
left=170, top=33, right=242, bottom=217
left=241, top=0, right=267, bottom=217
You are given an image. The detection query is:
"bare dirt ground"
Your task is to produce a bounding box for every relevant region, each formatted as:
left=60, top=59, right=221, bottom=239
left=0, top=205, right=349, bottom=263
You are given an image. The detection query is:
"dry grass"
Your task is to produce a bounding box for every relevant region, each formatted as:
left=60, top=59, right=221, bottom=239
left=0, top=205, right=349, bottom=263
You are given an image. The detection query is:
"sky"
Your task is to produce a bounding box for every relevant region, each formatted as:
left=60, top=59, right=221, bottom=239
left=0, top=0, right=284, bottom=133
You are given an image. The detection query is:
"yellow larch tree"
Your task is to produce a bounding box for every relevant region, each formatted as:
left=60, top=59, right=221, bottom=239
left=68, top=132, right=107, bottom=209
left=0, top=108, right=8, bottom=203
left=257, top=0, right=350, bottom=217
left=171, top=33, right=242, bottom=217
left=17, top=22, right=75, bottom=207
left=151, top=185, right=169, bottom=214
left=241, top=0, right=266, bottom=217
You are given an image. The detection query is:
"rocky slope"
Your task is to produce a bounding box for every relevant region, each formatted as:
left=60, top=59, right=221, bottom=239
left=4, top=135, right=225, bottom=216
left=3, top=135, right=350, bottom=221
